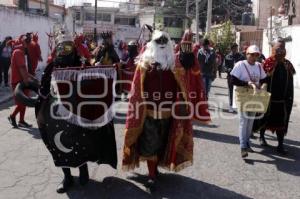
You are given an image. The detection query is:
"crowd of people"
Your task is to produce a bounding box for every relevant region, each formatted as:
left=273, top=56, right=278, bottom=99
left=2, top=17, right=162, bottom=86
left=2, top=25, right=295, bottom=194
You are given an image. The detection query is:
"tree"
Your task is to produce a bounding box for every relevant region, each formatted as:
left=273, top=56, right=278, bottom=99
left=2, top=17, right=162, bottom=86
left=208, top=20, right=235, bottom=55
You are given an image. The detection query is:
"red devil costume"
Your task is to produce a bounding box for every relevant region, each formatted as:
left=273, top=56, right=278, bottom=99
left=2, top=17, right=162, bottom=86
left=122, top=30, right=210, bottom=191
left=7, top=35, right=35, bottom=128
left=35, top=29, right=117, bottom=193
left=27, top=33, right=42, bottom=74
left=95, top=31, right=120, bottom=65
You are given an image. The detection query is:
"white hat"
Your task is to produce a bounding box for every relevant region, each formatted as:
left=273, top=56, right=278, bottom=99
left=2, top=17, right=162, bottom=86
left=246, top=45, right=260, bottom=54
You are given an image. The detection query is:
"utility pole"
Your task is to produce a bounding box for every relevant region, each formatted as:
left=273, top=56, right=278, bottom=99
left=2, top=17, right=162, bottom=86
left=195, top=0, right=199, bottom=43
left=45, top=0, right=49, bottom=17
left=94, top=0, right=98, bottom=42
left=206, top=0, right=212, bottom=33
left=185, top=0, right=189, bottom=28
left=269, top=6, right=274, bottom=55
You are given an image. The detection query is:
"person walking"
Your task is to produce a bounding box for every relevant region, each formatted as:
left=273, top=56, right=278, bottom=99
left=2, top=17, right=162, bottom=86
left=197, top=39, right=217, bottom=99
left=0, top=36, right=13, bottom=87
left=230, top=45, right=267, bottom=158
left=7, top=35, right=35, bottom=128
left=253, top=38, right=295, bottom=154
left=224, top=43, right=245, bottom=113
left=215, top=48, right=224, bottom=78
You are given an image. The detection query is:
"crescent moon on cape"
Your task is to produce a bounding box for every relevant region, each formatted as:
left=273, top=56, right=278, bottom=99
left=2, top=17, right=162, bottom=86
left=54, top=131, right=73, bottom=153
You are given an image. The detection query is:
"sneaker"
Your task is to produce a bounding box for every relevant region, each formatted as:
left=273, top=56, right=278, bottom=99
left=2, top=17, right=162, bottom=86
left=18, top=121, right=33, bottom=128
left=8, top=116, right=18, bottom=128
left=241, top=148, right=248, bottom=158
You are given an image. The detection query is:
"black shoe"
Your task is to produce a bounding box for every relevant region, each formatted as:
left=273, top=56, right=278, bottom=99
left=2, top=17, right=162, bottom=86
left=250, top=134, right=256, bottom=139
left=79, top=166, right=89, bottom=186
left=259, top=138, right=269, bottom=146
left=18, top=121, right=32, bottom=128
left=56, top=177, right=74, bottom=194
left=241, top=148, right=248, bottom=158
left=145, top=178, right=156, bottom=192
left=277, top=146, right=288, bottom=155
left=246, top=147, right=255, bottom=153
left=8, top=116, right=18, bottom=128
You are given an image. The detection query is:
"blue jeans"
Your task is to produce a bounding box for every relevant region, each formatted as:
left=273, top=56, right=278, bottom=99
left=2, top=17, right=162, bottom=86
left=238, top=112, right=256, bottom=149
left=203, top=76, right=213, bottom=99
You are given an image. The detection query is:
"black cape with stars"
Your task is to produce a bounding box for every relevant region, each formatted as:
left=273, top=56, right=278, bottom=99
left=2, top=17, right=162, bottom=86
left=35, top=51, right=117, bottom=168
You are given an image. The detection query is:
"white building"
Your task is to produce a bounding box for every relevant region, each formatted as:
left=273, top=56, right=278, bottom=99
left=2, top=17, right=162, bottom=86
left=0, top=0, right=65, bottom=18
left=67, top=4, right=140, bottom=45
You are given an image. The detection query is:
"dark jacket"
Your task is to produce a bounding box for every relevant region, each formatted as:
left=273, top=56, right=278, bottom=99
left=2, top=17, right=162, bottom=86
left=197, top=47, right=217, bottom=78
left=224, top=52, right=245, bottom=73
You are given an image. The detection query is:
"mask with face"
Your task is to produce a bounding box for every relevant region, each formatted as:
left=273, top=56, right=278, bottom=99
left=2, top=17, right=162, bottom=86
left=154, top=35, right=169, bottom=49
left=128, top=45, right=138, bottom=59
left=56, top=41, right=74, bottom=57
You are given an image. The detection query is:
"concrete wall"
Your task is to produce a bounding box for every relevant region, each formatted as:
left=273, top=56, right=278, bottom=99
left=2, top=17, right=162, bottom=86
left=252, top=0, right=281, bottom=29
left=253, top=0, right=300, bottom=28
left=262, top=25, right=300, bottom=88
left=0, top=6, right=56, bottom=67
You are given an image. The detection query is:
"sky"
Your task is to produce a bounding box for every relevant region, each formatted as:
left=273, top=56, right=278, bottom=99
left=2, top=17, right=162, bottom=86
left=54, top=0, right=128, bottom=7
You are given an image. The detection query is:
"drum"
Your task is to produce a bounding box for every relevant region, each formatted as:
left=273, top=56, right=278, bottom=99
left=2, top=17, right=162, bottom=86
left=51, top=65, right=117, bottom=128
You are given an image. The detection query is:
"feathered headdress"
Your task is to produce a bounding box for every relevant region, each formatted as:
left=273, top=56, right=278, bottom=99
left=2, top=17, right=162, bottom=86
left=100, top=31, right=113, bottom=40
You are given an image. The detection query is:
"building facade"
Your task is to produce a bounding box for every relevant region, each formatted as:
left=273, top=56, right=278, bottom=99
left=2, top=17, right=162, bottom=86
left=0, top=0, right=65, bottom=18
left=67, top=4, right=140, bottom=45
left=252, top=0, right=300, bottom=29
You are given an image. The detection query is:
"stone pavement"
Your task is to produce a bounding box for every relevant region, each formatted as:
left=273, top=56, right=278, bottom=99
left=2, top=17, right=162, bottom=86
left=0, top=77, right=299, bottom=199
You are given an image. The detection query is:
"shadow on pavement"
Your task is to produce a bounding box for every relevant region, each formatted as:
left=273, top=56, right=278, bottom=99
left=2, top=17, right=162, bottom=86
left=19, top=126, right=41, bottom=139
left=128, top=173, right=251, bottom=199
left=66, top=177, right=151, bottom=199
left=194, top=129, right=239, bottom=145
left=0, top=99, right=14, bottom=111
left=244, top=142, right=300, bottom=177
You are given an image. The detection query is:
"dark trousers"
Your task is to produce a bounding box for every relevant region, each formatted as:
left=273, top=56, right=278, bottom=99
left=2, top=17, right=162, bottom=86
left=0, top=57, right=10, bottom=85
left=227, top=74, right=233, bottom=106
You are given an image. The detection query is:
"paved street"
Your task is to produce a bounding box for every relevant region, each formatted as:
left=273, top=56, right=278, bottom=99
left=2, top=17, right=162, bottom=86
left=0, top=77, right=299, bottom=199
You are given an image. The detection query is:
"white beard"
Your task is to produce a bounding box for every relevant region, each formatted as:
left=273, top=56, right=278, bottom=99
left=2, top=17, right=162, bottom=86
left=139, top=40, right=175, bottom=70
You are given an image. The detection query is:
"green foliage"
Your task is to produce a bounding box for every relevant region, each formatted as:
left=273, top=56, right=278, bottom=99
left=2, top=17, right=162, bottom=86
left=208, top=20, right=236, bottom=55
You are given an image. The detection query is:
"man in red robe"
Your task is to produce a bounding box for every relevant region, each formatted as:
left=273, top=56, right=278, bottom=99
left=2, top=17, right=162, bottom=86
left=253, top=38, right=295, bottom=154
left=122, top=29, right=210, bottom=191
left=176, top=29, right=210, bottom=122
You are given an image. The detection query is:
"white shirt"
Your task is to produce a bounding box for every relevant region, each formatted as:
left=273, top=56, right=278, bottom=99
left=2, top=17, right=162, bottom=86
left=230, top=60, right=266, bottom=86
left=230, top=60, right=267, bottom=109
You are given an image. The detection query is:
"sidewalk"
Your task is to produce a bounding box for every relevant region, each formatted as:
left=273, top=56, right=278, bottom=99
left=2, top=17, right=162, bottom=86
left=0, top=86, right=13, bottom=105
